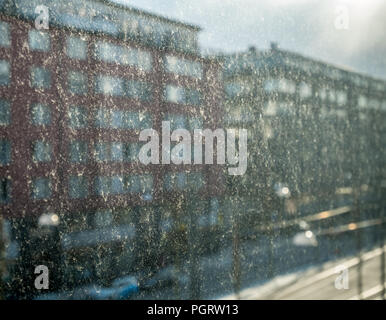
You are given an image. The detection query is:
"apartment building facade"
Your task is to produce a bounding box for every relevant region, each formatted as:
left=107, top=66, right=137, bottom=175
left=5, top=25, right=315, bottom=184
left=0, top=0, right=224, bottom=294
left=219, top=43, right=386, bottom=231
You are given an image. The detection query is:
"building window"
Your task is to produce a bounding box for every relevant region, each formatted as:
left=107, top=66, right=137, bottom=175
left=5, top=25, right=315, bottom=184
left=126, top=111, right=151, bottom=130
left=336, top=91, right=348, bottom=106
left=188, top=172, right=204, bottom=192
left=125, top=174, right=153, bottom=196
left=264, top=101, right=277, bottom=116
left=68, top=71, right=88, bottom=95
left=225, top=82, right=244, bottom=98
left=126, top=80, right=152, bottom=102
left=263, top=79, right=278, bottom=92
left=94, top=109, right=151, bottom=130
left=69, top=175, right=88, bottom=199
left=166, top=85, right=183, bottom=104
left=369, top=99, right=380, bottom=110
left=139, top=175, right=153, bottom=194
left=94, top=210, right=114, bottom=228
left=159, top=172, right=201, bottom=193
left=94, top=41, right=152, bottom=71
left=0, top=99, right=10, bottom=125
left=66, top=36, right=87, bottom=60
left=165, top=85, right=200, bottom=106
left=95, top=75, right=124, bottom=96
left=95, top=108, right=111, bottom=128
left=0, top=60, right=10, bottom=86
left=95, top=75, right=152, bottom=101
left=31, top=103, right=51, bottom=126
left=209, top=198, right=220, bottom=226
left=164, top=55, right=202, bottom=79
left=124, top=143, right=139, bottom=162
left=0, top=178, right=10, bottom=204
left=32, top=141, right=51, bottom=162
left=68, top=106, right=87, bottom=128
left=94, top=176, right=111, bottom=196
left=31, top=178, right=51, bottom=200
left=299, top=82, right=312, bottom=99
left=111, top=110, right=124, bottom=129
left=165, top=114, right=187, bottom=131
left=30, top=67, right=51, bottom=89
left=358, top=95, right=367, bottom=109
left=328, top=90, right=336, bottom=102
left=189, top=116, right=203, bottom=130
left=111, top=142, right=123, bottom=162
left=164, top=172, right=187, bottom=192
left=278, top=79, right=296, bottom=94
left=111, top=175, right=124, bottom=194
left=0, top=140, right=11, bottom=165
left=318, top=87, right=327, bottom=101
left=184, top=88, right=200, bottom=105
left=124, top=175, right=138, bottom=193
left=69, top=141, right=88, bottom=163
left=28, top=30, right=50, bottom=52
left=94, top=142, right=110, bottom=162
left=0, top=22, right=11, bottom=47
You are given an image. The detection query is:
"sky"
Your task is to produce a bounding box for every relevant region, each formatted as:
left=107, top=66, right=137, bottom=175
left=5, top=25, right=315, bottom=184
left=113, top=0, right=386, bottom=80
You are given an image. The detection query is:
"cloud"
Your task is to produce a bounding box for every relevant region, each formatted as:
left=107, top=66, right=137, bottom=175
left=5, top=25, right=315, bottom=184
left=113, top=0, right=386, bottom=79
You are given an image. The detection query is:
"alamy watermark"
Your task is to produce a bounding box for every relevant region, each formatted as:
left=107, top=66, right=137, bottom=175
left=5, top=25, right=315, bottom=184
left=138, top=122, right=248, bottom=176
left=34, top=265, right=49, bottom=290
left=35, top=5, right=49, bottom=30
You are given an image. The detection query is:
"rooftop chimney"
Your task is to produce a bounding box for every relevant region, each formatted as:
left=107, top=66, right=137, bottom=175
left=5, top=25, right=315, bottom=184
left=270, top=42, right=279, bottom=51
left=248, top=46, right=256, bottom=53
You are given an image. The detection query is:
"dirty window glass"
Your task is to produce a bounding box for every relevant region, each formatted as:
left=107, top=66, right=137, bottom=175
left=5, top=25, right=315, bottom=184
left=0, top=0, right=385, bottom=303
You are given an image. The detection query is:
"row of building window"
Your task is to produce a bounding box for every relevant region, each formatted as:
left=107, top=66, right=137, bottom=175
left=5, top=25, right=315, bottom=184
left=262, top=99, right=385, bottom=118
left=0, top=113, right=202, bottom=166
left=0, top=100, right=153, bottom=129
left=224, top=81, right=252, bottom=98
left=358, top=95, right=386, bottom=111
left=164, top=171, right=205, bottom=192
left=70, top=141, right=141, bottom=164
left=165, top=113, right=203, bottom=131
left=1, top=135, right=209, bottom=165
left=0, top=140, right=143, bottom=165
left=235, top=80, right=384, bottom=111
left=0, top=22, right=202, bottom=79
left=164, top=55, right=203, bottom=80
left=165, top=84, right=201, bottom=106
left=14, top=0, right=198, bottom=54
left=318, top=88, right=347, bottom=105
left=93, top=108, right=152, bottom=129
left=226, top=79, right=349, bottom=106
left=94, top=41, right=152, bottom=71
left=0, top=174, right=153, bottom=202
left=264, top=79, right=297, bottom=95
left=32, top=174, right=153, bottom=200
left=0, top=171, right=205, bottom=202
left=94, top=75, right=152, bottom=101
left=62, top=197, right=219, bottom=235
left=1, top=62, right=201, bottom=105
left=1, top=97, right=205, bottom=130
left=0, top=60, right=202, bottom=105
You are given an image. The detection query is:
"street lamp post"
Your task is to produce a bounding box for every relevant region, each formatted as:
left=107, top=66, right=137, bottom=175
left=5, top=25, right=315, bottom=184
left=0, top=216, right=4, bottom=299
left=187, top=195, right=202, bottom=300
left=232, top=197, right=241, bottom=298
